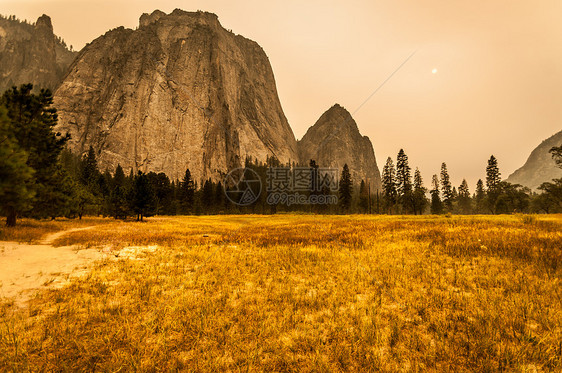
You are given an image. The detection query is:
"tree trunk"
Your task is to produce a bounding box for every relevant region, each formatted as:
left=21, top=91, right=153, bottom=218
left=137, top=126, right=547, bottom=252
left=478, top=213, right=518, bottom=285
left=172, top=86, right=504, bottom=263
left=6, top=208, right=16, bottom=227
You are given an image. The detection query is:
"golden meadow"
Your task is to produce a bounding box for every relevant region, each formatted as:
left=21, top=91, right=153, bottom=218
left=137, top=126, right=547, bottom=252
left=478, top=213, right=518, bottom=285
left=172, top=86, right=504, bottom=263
left=1, top=214, right=561, bottom=371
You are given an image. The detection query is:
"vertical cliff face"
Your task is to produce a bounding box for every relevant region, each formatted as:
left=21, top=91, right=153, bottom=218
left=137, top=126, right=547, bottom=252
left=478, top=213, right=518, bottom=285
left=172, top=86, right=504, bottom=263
left=506, top=130, right=562, bottom=190
left=0, top=14, right=76, bottom=92
left=298, top=104, right=382, bottom=190
left=53, top=9, right=298, bottom=182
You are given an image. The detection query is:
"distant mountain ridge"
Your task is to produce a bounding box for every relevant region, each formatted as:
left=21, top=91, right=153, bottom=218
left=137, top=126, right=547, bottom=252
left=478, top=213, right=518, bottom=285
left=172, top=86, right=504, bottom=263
left=0, top=14, right=76, bottom=92
left=506, top=130, right=562, bottom=190
left=298, top=104, right=382, bottom=191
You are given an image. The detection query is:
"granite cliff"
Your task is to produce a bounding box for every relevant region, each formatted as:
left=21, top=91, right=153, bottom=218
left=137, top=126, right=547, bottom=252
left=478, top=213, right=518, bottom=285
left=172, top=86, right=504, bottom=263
left=54, top=9, right=298, bottom=182
left=298, top=104, right=382, bottom=190
left=0, top=14, right=76, bottom=92
left=506, top=130, right=562, bottom=190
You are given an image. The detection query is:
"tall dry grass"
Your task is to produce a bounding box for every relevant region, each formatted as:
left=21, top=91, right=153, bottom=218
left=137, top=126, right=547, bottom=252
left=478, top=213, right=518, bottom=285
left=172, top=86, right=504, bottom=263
left=1, top=214, right=561, bottom=371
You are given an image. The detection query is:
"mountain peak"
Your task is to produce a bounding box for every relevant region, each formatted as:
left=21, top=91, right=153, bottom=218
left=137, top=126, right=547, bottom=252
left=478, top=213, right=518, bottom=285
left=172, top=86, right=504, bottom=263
left=298, top=105, right=381, bottom=189
left=139, top=10, right=166, bottom=27
left=312, top=104, right=358, bottom=133
left=0, top=13, right=76, bottom=92
left=139, top=9, right=220, bottom=28
left=326, top=103, right=349, bottom=115
left=35, top=14, right=53, bottom=33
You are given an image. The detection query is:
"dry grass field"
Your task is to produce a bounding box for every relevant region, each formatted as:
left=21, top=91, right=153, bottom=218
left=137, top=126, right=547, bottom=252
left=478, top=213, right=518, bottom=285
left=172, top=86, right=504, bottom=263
left=1, top=214, right=561, bottom=371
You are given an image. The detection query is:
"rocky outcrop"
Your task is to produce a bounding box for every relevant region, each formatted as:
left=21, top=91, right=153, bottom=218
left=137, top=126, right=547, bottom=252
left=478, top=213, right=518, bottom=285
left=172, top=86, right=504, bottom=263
left=0, top=14, right=76, bottom=92
left=298, top=104, right=382, bottom=190
left=54, top=9, right=298, bottom=182
left=506, top=130, right=562, bottom=190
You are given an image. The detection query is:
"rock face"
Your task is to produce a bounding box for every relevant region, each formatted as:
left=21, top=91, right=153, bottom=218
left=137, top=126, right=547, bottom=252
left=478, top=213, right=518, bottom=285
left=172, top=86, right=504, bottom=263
left=0, top=14, right=76, bottom=92
left=54, top=9, right=298, bottom=182
left=506, top=130, right=562, bottom=190
left=298, top=104, right=382, bottom=190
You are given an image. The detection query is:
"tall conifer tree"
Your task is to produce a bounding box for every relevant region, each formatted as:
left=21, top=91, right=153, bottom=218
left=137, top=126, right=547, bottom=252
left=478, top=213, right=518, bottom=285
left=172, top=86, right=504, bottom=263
left=430, top=174, right=443, bottom=214
left=382, top=157, right=397, bottom=213
left=440, top=163, right=453, bottom=211
left=338, top=164, right=353, bottom=211
left=412, top=168, right=428, bottom=215
left=396, top=149, right=413, bottom=213
left=458, top=179, right=471, bottom=214
left=485, top=155, right=501, bottom=213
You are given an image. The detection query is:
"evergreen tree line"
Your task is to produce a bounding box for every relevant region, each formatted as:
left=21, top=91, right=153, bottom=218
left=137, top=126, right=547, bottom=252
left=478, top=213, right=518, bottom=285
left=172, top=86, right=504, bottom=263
left=60, top=151, right=363, bottom=219
left=380, top=149, right=562, bottom=215
left=0, top=14, right=32, bottom=25
left=1, top=84, right=561, bottom=226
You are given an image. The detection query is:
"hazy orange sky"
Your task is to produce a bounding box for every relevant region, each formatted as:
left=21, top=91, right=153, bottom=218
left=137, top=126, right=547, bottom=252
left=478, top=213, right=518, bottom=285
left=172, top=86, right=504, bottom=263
left=2, top=0, right=561, bottom=189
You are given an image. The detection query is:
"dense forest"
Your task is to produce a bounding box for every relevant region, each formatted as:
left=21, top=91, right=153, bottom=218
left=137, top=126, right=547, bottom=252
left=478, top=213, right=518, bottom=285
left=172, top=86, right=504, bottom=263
left=1, top=84, right=561, bottom=226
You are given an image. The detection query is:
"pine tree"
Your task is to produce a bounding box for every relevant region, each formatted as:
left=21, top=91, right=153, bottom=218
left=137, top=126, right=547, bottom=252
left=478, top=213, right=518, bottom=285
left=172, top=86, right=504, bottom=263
left=412, top=168, right=428, bottom=215
left=359, top=180, right=369, bottom=213
left=51, top=167, right=79, bottom=219
left=71, top=182, right=94, bottom=219
left=318, top=177, right=333, bottom=214
left=108, top=164, right=128, bottom=219
left=550, top=145, right=562, bottom=167
left=458, top=179, right=472, bottom=214
left=77, top=146, right=105, bottom=216
left=396, top=149, right=413, bottom=213
left=180, top=168, right=195, bottom=214
left=474, top=179, right=486, bottom=214
left=430, top=174, right=443, bottom=214
left=338, top=164, right=353, bottom=211
left=60, top=149, right=81, bottom=183
left=147, top=172, right=172, bottom=215
left=486, top=155, right=501, bottom=191
left=201, top=179, right=215, bottom=211
left=99, top=169, right=111, bottom=213
left=396, top=150, right=412, bottom=195
left=485, top=155, right=501, bottom=213
left=131, top=171, right=156, bottom=221
left=309, top=159, right=320, bottom=213
left=309, top=159, right=319, bottom=193
left=80, top=146, right=101, bottom=192
left=215, top=181, right=224, bottom=213
left=1, top=84, right=70, bottom=221
left=440, top=163, right=453, bottom=211
left=382, top=157, right=397, bottom=213
left=0, top=107, right=34, bottom=226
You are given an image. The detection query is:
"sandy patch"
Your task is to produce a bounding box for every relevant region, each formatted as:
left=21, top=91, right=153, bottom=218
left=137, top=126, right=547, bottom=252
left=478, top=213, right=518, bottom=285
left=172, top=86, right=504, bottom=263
left=115, top=245, right=158, bottom=259
left=0, top=227, right=161, bottom=304
left=0, top=237, right=104, bottom=302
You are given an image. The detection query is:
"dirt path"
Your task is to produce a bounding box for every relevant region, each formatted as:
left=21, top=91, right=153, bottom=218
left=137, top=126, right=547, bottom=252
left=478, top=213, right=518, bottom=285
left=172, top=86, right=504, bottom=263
left=0, top=226, right=105, bottom=302
left=40, top=226, right=95, bottom=245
